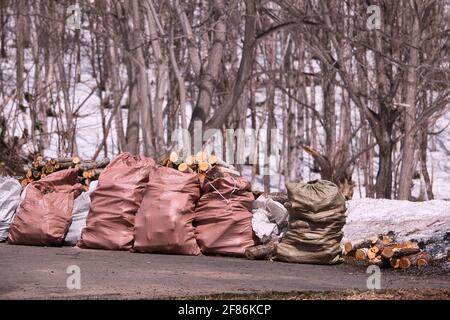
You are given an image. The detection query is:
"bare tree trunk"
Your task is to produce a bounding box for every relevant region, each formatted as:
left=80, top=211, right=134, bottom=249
left=188, top=0, right=226, bottom=138
left=130, top=0, right=153, bottom=156
left=398, top=7, right=420, bottom=200
left=145, top=0, right=166, bottom=155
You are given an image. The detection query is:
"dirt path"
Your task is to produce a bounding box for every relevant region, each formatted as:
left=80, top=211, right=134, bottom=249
left=0, top=244, right=449, bottom=299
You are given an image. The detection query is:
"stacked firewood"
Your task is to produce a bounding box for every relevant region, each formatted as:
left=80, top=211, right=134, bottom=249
left=161, top=151, right=241, bottom=183
left=22, top=155, right=110, bottom=187
left=343, top=234, right=431, bottom=269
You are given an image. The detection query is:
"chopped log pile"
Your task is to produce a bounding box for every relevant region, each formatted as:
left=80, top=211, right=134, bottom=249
left=21, top=155, right=110, bottom=187
left=160, top=151, right=241, bottom=183
left=343, top=233, right=432, bottom=269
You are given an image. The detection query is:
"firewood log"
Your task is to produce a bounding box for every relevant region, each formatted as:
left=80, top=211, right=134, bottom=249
left=45, top=165, right=55, bottom=174
left=195, top=151, right=207, bottom=163
left=404, top=252, right=430, bottom=268
left=390, top=257, right=401, bottom=269
left=355, top=248, right=369, bottom=260
left=76, top=158, right=110, bottom=171
left=245, top=241, right=277, bottom=260
left=343, top=237, right=377, bottom=256
left=33, top=160, right=45, bottom=169
left=57, top=161, right=74, bottom=170
left=198, top=172, right=206, bottom=183
left=205, top=165, right=225, bottom=180
left=217, top=166, right=241, bottom=177
left=21, top=178, right=30, bottom=188
left=185, top=155, right=195, bottom=167
left=381, top=241, right=420, bottom=259
left=381, top=235, right=394, bottom=245
left=198, top=161, right=211, bottom=172
left=32, top=170, right=41, bottom=179
left=72, top=156, right=81, bottom=165
left=55, top=157, right=74, bottom=163
left=368, top=256, right=384, bottom=267
left=208, top=154, right=218, bottom=165
left=367, top=247, right=378, bottom=260
left=178, top=163, right=193, bottom=173
left=82, top=171, right=90, bottom=179
left=169, top=151, right=179, bottom=163
left=399, top=257, right=412, bottom=269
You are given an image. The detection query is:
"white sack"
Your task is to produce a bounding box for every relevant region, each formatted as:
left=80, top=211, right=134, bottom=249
left=0, top=177, right=22, bottom=241
left=64, top=180, right=98, bottom=245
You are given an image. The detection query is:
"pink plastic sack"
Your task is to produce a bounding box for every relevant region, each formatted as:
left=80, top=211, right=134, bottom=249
left=8, top=169, right=83, bottom=246
left=195, top=176, right=255, bottom=256
left=78, top=153, right=155, bottom=250
left=133, top=166, right=201, bottom=255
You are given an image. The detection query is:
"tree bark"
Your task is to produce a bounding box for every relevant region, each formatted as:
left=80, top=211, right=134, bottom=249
left=398, top=7, right=420, bottom=200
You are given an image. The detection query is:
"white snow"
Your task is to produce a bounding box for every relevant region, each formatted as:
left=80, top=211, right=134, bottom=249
left=343, top=198, right=450, bottom=244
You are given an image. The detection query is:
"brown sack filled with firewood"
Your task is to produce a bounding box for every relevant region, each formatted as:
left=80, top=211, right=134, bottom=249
left=78, top=153, right=155, bottom=250
left=8, top=169, right=84, bottom=246
left=133, top=166, right=201, bottom=255
left=195, top=176, right=255, bottom=256
left=276, top=180, right=347, bottom=264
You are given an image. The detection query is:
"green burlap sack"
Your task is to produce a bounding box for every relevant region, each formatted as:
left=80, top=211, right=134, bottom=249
left=276, top=180, right=347, bottom=264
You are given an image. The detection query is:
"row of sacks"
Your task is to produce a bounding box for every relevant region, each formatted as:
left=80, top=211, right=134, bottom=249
left=3, top=153, right=256, bottom=256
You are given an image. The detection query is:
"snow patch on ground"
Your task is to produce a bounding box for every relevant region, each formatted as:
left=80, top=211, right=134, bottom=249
left=343, top=199, right=450, bottom=245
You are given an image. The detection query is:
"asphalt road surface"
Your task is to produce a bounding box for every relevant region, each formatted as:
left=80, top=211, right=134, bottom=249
left=0, top=243, right=449, bottom=299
